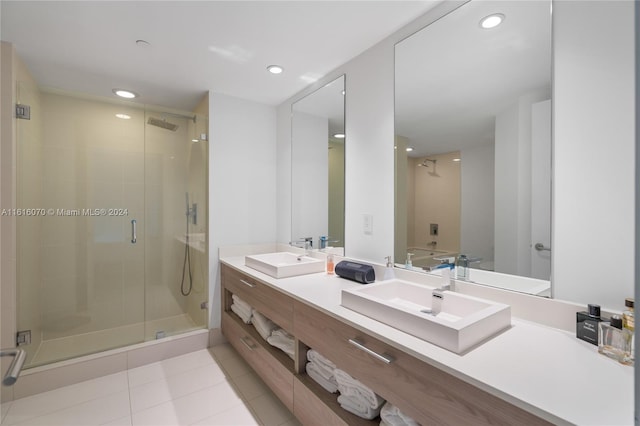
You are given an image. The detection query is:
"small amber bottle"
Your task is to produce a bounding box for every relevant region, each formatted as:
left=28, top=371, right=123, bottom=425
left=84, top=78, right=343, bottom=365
left=622, top=298, right=634, bottom=365
left=326, top=254, right=335, bottom=275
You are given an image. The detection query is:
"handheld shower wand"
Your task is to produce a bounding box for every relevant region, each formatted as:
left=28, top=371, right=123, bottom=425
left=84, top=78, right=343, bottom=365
left=181, top=191, right=193, bottom=296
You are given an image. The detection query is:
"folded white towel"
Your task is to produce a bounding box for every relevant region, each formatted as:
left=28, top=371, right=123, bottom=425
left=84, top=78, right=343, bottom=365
left=334, top=369, right=384, bottom=409
left=251, top=310, right=277, bottom=340
left=233, top=301, right=252, bottom=317
left=232, top=294, right=252, bottom=312
left=307, top=349, right=337, bottom=371
left=307, top=359, right=334, bottom=381
left=306, top=362, right=338, bottom=394
left=380, top=402, right=420, bottom=426
left=267, top=328, right=295, bottom=359
left=338, top=394, right=382, bottom=420
left=230, top=303, right=252, bottom=324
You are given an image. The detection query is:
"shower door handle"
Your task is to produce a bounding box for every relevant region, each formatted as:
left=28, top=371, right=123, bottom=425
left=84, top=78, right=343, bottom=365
left=131, top=219, right=137, bottom=244
left=1, top=348, right=26, bottom=386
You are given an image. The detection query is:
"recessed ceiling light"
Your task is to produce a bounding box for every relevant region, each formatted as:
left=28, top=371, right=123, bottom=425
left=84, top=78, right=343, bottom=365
left=453, top=158, right=461, bottom=162
left=192, top=138, right=200, bottom=143
left=480, top=13, right=505, bottom=29
left=115, top=113, right=131, bottom=120
left=333, top=133, right=345, bottom=139
left=112, top=89, right=138, bottom=99
left=406, top=147, right=414, bottom=152
left=136, top=39, right=151, bottom=48
left=267, top=65, right=284, bottom=74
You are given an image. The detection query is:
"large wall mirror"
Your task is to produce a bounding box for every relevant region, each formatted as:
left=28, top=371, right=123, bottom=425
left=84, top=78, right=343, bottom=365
left=395, top=1, right=552, bottom=295
left=292, top=75, right=345, bottom=251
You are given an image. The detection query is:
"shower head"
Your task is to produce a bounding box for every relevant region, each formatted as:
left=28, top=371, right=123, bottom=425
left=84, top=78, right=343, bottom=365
left=147, top=117, right=179, bottom=131
left=418, top=158, right=437, bottom=168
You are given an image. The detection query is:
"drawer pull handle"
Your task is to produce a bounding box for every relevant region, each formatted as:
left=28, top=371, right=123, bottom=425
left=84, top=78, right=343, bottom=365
left=239, top=279, right=256, bottom=288
left=348, top=338, right=394, bottom=364
left=240, top=337, right=256, bottom=350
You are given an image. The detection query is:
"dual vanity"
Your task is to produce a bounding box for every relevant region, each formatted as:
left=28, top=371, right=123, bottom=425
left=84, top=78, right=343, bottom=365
left=220, top=250, right=633, bottom=425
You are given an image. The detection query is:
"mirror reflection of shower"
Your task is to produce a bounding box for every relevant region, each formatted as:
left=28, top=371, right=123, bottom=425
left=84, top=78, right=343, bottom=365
left=417, top=158, right=439, bottom=176
left=417, top=158, right=436, bottom=168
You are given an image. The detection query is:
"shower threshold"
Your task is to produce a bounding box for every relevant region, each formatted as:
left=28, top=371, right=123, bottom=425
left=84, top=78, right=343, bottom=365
left=28, top=314, right=199, bottom=368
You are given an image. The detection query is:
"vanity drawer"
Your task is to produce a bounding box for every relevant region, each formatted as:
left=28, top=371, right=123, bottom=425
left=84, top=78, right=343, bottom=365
left=221, top=265, right=294, bottom=332
left=293, top=301, right=550, bottom=426
left=222, top=311, right=294, bottom=411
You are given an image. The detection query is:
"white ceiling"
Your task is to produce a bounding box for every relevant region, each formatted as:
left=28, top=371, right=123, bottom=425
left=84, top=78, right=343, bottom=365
left=1, top=1, right=438, bottom=112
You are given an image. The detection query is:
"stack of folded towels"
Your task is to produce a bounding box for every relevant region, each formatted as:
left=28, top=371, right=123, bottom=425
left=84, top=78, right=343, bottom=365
left=267, top=328, right=295, bottom=360
left=305, top=350, right=339, bottom=394
left=379, top=402, right=420, bottom=426
left=334, top=369, right=385, bottom=420
left=251, top=309, right=278, bottom=341
left=230, top=294, right=252, bottom=324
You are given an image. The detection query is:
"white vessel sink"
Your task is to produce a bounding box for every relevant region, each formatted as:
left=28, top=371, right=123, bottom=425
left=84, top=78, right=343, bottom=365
left=245, top=252, right=325, bottom=278
left=341, top=279, right=511, bottom=353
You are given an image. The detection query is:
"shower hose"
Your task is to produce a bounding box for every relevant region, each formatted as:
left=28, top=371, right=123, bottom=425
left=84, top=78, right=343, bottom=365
left=180, top=210, right=193, bottom=296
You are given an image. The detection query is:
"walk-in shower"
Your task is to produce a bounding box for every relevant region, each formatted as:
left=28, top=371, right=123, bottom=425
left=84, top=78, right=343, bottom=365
left=13, top=83, right=209, bottom=368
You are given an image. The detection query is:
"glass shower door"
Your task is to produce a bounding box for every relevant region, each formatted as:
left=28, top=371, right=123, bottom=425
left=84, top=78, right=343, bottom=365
left=143, top=110, right=208, bottom=339
left=16, top=86, right=146, bottom=368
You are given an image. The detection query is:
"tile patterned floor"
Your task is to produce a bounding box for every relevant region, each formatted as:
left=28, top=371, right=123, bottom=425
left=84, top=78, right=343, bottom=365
left=1, top=344, right=302, bottom=426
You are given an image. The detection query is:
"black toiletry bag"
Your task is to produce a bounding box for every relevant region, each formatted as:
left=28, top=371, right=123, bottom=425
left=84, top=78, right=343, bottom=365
left=335, top=261, right=376, bottom=284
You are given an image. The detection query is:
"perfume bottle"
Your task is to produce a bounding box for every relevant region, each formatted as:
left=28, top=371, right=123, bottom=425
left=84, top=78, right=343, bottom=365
left=623, top=298, right=634, bottom=330
left=576, top=304, right=602, bottom=345
left=598, top=315, right=632, bottom=364
left=622, top=298, right=634, bottom=365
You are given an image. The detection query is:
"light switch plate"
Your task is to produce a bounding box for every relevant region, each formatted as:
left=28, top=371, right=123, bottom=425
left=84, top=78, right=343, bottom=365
left=363, top=214, right=373, bottom=235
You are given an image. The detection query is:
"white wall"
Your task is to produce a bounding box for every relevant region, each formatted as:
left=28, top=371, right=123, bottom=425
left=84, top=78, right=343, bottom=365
left=275, top=0, right=634, bottom=312
left=460, top=143, right=494, bottom=265
left=553, top=1, right=635, bottom=309
left=209, top=93, right=276, bottom=328
left=276, top=103, right=291, bottom=245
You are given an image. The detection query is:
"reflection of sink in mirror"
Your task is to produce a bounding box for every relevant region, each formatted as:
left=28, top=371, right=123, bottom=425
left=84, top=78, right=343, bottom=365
left=406, top=247, right=458, bottom=270
left=341, top=279, right=510, bottom=354
left=245, top=252, right=325, bottom=279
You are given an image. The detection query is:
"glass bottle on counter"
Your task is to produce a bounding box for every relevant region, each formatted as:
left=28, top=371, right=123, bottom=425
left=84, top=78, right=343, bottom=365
left=622, top=298, right=634, bottom=365
left=598, top=315, right=633, bottom=365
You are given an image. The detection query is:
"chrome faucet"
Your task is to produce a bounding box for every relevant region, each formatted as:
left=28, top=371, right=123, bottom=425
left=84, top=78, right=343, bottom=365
left=431, top=288, right=445, bottom=316
left=429, top=266, right=453, bottom=316
left=290, top=237, right=313, bottom=258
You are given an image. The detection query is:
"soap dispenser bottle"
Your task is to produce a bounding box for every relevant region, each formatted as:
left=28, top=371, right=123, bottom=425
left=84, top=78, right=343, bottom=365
left=405, top=253, right=413, bottom=269
left=383, top=256, right=395, bottom=280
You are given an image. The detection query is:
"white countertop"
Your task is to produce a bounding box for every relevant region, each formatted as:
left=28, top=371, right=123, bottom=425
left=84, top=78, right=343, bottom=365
left=220, top=256, right=634, bottom=425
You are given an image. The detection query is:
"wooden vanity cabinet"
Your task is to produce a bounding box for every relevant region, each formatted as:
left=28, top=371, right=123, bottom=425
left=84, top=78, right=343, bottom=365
left=294, top=300, right=551, bottom=426
left=220, top=264, right=551, bottom=426
left=221, top=264, right=293, bottom=333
